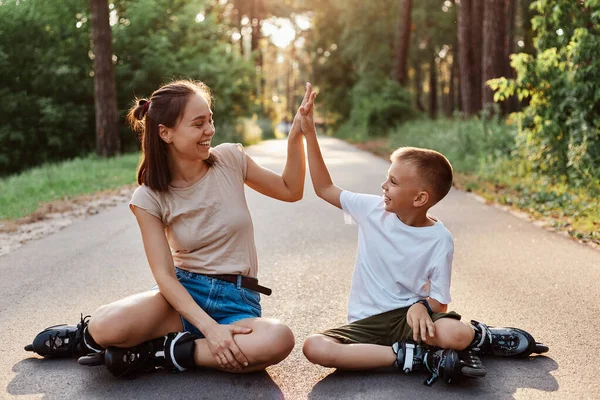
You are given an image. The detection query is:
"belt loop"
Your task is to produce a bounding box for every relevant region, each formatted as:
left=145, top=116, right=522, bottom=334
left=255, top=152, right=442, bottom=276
left=236, top=275, right=242, bottom=289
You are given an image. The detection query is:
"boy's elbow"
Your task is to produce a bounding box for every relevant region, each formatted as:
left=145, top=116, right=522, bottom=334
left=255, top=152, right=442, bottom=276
left=314, top=184, right=332, bottom=200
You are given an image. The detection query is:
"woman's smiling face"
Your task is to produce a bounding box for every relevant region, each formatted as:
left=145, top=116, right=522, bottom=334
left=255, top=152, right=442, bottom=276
left=162, top=93, right=215, bottom=161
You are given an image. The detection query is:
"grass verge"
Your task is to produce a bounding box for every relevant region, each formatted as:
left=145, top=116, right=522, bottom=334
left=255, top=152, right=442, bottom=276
left=0, top=153, right=139, bottom=220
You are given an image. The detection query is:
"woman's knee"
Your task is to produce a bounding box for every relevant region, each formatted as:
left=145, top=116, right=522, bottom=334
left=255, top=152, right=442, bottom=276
left=302, top=335, right=336, bottom=366
left=263, top=321, right=295, bottom=362
left=250, top=319, right=295, bottom=365
left=87, top=304, right=130, bottom=347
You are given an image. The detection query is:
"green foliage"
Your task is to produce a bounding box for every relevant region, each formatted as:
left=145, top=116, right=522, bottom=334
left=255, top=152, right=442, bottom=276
left=0, top=0, right=258, bottom=176
left=338, top=78, right=417, bottom=139
left=489, top=0, right=600, bottom=192
left=388, top=117, right=516, bottom=174
left=0, top=0, right=95, bottom=175
left=111, top=0, right=257, bottom=151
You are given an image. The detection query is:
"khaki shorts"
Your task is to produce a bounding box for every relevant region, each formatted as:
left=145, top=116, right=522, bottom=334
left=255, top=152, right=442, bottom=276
left=321, top=306, right=461, bottom=346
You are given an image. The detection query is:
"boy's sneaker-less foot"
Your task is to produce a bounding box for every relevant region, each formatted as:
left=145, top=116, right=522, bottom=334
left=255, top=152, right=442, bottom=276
left=470, top=320, right=549, bottom=357
left=24, top=314, right=95, bottom=358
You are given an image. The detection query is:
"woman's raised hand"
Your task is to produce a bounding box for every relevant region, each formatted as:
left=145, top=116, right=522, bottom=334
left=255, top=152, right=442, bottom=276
left=204, top=322, right=252, bottom=371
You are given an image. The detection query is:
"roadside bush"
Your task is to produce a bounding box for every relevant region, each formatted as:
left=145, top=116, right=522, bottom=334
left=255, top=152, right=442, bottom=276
left=388, top=117, right=517, bottom=174
left=337, top=77, right=417, bottom=140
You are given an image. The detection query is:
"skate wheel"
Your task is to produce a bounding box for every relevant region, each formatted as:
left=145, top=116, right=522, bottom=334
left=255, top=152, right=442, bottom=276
left=24, top=344, right=34, bottom=352
left=78, top=353, right=105, bottom=367
left=461, top=366, right=487, bottom=378
left=533, top=343, right=549, bottom=354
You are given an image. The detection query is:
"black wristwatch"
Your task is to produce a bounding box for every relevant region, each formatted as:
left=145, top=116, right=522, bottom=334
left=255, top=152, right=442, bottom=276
left=414, top=299, right=434, bottom=316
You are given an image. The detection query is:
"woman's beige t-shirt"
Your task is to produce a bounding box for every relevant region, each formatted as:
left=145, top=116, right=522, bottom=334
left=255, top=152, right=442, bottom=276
left=129, top=143, right=258, bottom=277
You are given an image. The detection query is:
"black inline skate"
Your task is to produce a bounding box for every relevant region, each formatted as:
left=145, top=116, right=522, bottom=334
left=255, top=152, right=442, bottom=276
left=392, top=341, right=486, bottom=386
left=78, top=331, right=198, bottom=378
left=24, top=314, right=101, bottom=358
left=469, top=320, right=549, bottom=357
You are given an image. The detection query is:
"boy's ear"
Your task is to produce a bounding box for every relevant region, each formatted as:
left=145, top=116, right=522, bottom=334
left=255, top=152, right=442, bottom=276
left=413, top=191, right=429, bottom=207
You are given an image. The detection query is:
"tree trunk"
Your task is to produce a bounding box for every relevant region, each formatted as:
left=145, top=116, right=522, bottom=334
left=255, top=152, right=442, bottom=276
left=505, top=0, right=517, bottom=73
left=504, top=0, right=518, bottom=113
left=414, top=58, right=425, bottom=112
left=90, top=0, right=120, bottom=157
left=232, top=0, right=244, bottom=55
left=249, top=0, right=265, bottom=111
left=458, top=0, right=476, bottom=115
left=472, top=0, right=484, bottom=111
left=482, top=0, right=506, bottom=108
left=457, top=57, right=463, bottom=112
left=429, top=51, right=437, bottom=119
left=391, top=0, right=412, bottom=86
left=449, top=48, right=457, bottom=115
left=521, top=0, right=535, bottom=55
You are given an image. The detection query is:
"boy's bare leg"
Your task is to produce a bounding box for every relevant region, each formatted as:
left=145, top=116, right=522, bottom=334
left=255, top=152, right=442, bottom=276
left=303, top=335, right=396, bottom=370
left=303, top=318, right=475, bottom=370
left=421, top=318, right=475, bottom=350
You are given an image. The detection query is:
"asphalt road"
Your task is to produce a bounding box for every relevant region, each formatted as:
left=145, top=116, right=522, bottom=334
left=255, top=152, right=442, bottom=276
left=1, top=138, right=598, bottom=399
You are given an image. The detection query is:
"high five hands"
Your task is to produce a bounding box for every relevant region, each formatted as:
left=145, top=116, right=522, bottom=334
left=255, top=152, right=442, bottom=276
left=290, top=82, right=318, bottom=137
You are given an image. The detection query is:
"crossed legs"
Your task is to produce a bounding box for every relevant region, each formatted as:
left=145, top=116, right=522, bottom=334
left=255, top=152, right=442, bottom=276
left=88, top=290, right=294, bottom=372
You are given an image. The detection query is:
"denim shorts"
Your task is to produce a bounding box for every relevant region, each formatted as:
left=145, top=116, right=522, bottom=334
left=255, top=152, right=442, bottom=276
left=154, top=267, right=262, bottom=337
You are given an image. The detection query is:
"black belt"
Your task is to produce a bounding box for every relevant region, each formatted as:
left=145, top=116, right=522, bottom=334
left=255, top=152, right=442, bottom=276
left=208, top=274, right=272, bottom=296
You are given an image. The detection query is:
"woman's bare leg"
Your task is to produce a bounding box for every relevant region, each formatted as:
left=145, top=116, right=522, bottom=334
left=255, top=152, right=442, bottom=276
left=87, top=290, right=183, bottom=348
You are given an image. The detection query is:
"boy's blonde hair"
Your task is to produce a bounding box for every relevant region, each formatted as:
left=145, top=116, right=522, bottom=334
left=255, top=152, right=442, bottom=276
left=390, top=147, right=453, bottom=203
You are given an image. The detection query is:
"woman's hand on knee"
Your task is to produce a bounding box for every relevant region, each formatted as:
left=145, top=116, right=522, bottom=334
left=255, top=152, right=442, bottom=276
left=204, top=323, right=252, bottom=371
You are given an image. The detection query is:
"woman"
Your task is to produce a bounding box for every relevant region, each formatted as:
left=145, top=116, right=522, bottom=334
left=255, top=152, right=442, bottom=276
left=25, top=79, right=317, bottom=378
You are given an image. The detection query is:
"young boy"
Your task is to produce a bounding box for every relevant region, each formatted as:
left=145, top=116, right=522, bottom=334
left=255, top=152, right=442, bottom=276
left=297, top=89, right=547, bottom=386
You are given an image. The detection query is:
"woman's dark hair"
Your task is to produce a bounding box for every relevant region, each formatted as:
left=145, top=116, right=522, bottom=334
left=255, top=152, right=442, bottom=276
left=127, top=80, right=216, bottom=192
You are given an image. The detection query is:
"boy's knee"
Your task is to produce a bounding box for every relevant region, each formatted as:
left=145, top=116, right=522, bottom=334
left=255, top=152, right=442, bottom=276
left=303, top=335, right=335, bottom=366
left=433, top=319, right=474, bottom=350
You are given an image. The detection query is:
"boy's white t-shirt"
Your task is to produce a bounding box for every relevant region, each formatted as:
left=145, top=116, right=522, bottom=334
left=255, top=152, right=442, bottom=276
left=340, top=190, right=454, bottom=323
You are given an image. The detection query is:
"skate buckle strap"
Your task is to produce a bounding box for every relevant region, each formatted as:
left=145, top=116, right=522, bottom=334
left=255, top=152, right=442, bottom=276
left=169, top=332, right=188, bottom=372
left=403, top=343, right=415, bottom=373
left=422, top=351, right=439, bottom=386
left=472, top=320, right=492, bottom=351
left=82, top=326, right=103, bottom=354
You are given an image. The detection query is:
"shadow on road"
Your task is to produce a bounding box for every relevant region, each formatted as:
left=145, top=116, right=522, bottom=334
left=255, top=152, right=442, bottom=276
left=8, top=357, right=284, bottom=400
left=308, top=356, right=558, bottom=400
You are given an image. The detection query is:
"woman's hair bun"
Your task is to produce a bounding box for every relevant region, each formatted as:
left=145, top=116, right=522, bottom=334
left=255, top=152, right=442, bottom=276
left=134, top=99, right=151, bottom=120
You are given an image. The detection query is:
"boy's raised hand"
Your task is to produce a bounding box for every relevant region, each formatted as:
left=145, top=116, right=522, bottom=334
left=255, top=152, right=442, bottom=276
left=407, top=302, right=436, bottom=342
left=299, top=82, right=317, bottom=136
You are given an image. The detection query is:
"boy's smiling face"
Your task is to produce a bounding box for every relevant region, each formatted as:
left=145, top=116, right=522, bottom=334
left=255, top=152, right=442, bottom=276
left=381, top=160, right=429, bottom=215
